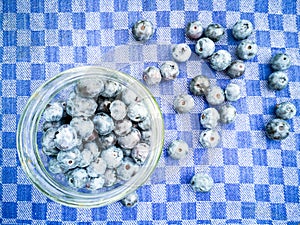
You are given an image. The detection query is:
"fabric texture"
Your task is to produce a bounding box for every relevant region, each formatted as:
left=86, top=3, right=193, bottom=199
left=1, top=0, right=300, bottom=224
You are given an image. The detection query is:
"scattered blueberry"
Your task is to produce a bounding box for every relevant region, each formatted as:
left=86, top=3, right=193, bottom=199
left=270, top=53, right=291, bottom=71
left=189, top=75, right=211, bottom=96
left=48, top=157, right=63, bottom=174
left=209, top=50, right=232, bottom=71
left=236, top=40, right=258, bottom=60
left=143, top=66, right=162, bottom=86
left=79, top=148, right=94, bottom=168
left=132, top=20, right=154, bottom=42
left=120, top=88, right=141, bottom=106
left=190, top=173, right=214, bottom=192
left=204, top=23, right=225, bottom=42
left=121, top=191, right=139, bottom=207
left=98, top=132, right=117, bottom=150
left=103, top=169, right=117, bottom=187
left=195, top=37, right=215, bottom=59
left=275, top=102, right=296, bottom=120
left=138, top=116, right=151, bottom=131
left=225, top=83, right=241, bottom=102
left=226, top=60, right=245, bottom=79
left=219, top=104, right=237, bottom=124
left=200, top=107, right=220, bottom=129
left=173, top=94, right=195, bottom=113
left=268, top=71, right=289, bottom=91
left=186, top=21, right=203, bottom=40
left=265, top=118, right=290, bottom=140
left=199, top=129, right=221, bottom=148
left=232, top=19, right=253, bottom=40
left=205, top=86, right=225, bottom=106
left=167, top=140, right=189, bottom=160
left=160, top=61, right=180, bottom=80
left=172, top=43, right=192, bottom=63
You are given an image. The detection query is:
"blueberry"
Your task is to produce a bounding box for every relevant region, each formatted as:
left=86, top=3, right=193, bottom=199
left=109, top=100, right=127, bottom=121
left=173, top=94, right=195, bottom=113
left=265, top=118, right=290, bottom=140
left=120, top=88, right=141, bottom=106
left=93, top=112, right=115, bottom=135
left=199, top=129, right=221, bottom=148
left=190, top=173, right=214, bottom=192
left=48, top=157, right=63, bottom=174
left=57, top=147, right=82, bottom=171
left=117, top=128, right=141, bottom=149
left=204, top=23, right=225, bottom=42
left=200, top=107, right=220, bottom=129
left=225, top=83, right=241, bottom=102
left=70, top=116, right=94, bottom=141
left=219, top=104, right=237, bottom=124
left=172, top=43, right=192, bottom=63
left=127, top=102, right=148, bottom=122
left=100, top=80, right=123, bottom=98
left=82, top=142, right=100, bottom=160
left=87, top=176, right=105, bottom=190
left=116, top=157, right=140, bottom=181
left=121, top=191, right=139, bottom=207
left=43, top=102, right=64, bottom=122
left=143, top=66, right=162, bottom=86
left=42, top=127, right=60, bottom=156
left=75, top=78, right=104, bottom=98
left=98, top=132, right=117, bottom=150
left=167, top=140, right=189, bottom=160
left=114, top=119, right=132, bottom=137
left=101, top=146, right=123, bottom=169
left=78, top=148, right=95, bottom=168
left=232, top=19, right=253, bottom=40
left=186, top=21, right=203, bottom=40
left=138, top=116, right=151, bottom=131
left=66, top=92, right=97, bottom=117
left=226, top=60, right=245, bottom=79
left=141, top=130, right=152, bottom=145
left=275, top=102, right=296, bottom=120
left=236, top=40, right=258, bottom=60
left=54, top=124, right=81, bottom=151
left=86, top=157, right=107, bottom=177
left=131, top=143, right=150, bottom=165
left=132, top=20, right=154, bottom=42
left=160, top=61, right=180, bottom=81
left=271, top=53, right=291, bottom=71
left=195, top=37, right=215, bottom=59
left=43, top=120, right=62, bottom=132
left=189, top=75, right=211, bottom=96
left=103, top=169, right=117, bottom=187
left=205, top=86, right=225, bottom=106
left=66, top=168, right=89, bottom=189
left=209, top=50, right=232, bottom=71
left=268, top=71, right=289, bottom=91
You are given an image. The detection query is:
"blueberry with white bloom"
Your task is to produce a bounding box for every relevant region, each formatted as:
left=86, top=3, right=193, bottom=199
left=131, top=143, right=150, bottom=165
left=57, top=147, right=82, bottom=171
left=83, top=142, right=100, bottom=160
left=138, top=116, right=151, bottom=130
left=204, top=23, right=225, bottom=42
left=117, top=157, right=140, bottom=181
left=189, top=75, right=211, bottom=96
left=225, top=83, right=241, bottom=102
left=98, top=132, right=117, bottom=150
left=195, top=37, right=215, bottom=58
left=160, top=61, right=180, bottom=80
left=141, top=130, right=152, bottom=145
left=200, top=108, right=220, bottom=129
left=43, top=120, right=62, bottom=131
left=190, top=173, right=214, bottom=192
left=93, top=112, right=115, bottom=135
left=173, top=94, right=195, bottom=113
left=70, top=116, right=94, bottom=141
left=43, top=102, right=64, bottom=122
left=87, top=176, right=105, bottom=190
left=109, top=100, right=127, bottom=121
left=209, top=50, right=232, bottom=71
left=42, top=127, right=60, bottom=156
left=101, top=146, right=123, bottom=169
left=265, top=118, right=290, bottom=140
left=127, top=102, right=148, bottom=122
left=75, top=78, right=104, bottom=98
left=54, top=124, right=80, bottom=151
left=270, top=53, right=291, bottom=71
left=100, top=80, right=123, bottom=98
left=226, top=60, right=245, bottom=79
left=199, top=129, right=221, bottom=148
left=78, top=148, right=94, bottom=168
left=86, top=157, right=107, bottom=177
left=186, top=21, right=203, bottom=40
left=104, top=169, right=117, bottom=187
left=236, top=40, right=258, bottom=60
left=66, top=92, right=97, bottom=117
left=232, top=19, right=253, bottom=40
left=66, top=168, right=89, bottom=189
left=114, top=119, right=132, bottom=136
left=118, top=128, right=141, bottom=149
left=219, top=104, right=237, bottom=124
left=48, top=157, right=63, bottom=174
left=120, top=88, right=141, bottom=106
left=167, top=140, right=189, bottom=160
left=268, top=71, right=289, bottom=91
left=121, top=191, right=139, bottom=207
left=132, top=20, right=154, bottom=42
left=172, top=43, right=192, bottom=63
left=275, top=102, right=296, bottom=120
left=205, top=86, right=225, bottom=106
left=143, top=66, right=162, bottom=86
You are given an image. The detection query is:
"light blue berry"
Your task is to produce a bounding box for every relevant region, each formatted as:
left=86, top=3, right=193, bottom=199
left=141, top=130, right=152, bottom=145
left=236, top=40, right=258, bottom=60
left=117, top=128, right=141, bottom=149
left=225, top=83, right=241, bottom=102
left=43, top=120, right=62, bottom=131
left=114, top=119, right=132, bottom=137
left=275, top=102, right=296, bottom=120
left=199, top=129, right=221, bottom=148
left=103, top=169, right=117, bottom=187
left=93, top=112, right=115, bottom=135
left=66, top=92, right=97, bottom=117
left=131, top=143, right=150, bottom=165
left=109, top=100, right=127, bottom=121
left=120, top=88, right=141, bottom=106
left=57, top=147, right=82, bottom=171
left=100, top=80, right=123, bottom=98
left=226, top=60, right=245, bottom=79
left=86, top=157, right=107, bottom=177
left=54, top=124, right=81, bottom=151
left=204, top=23, right=225, bottom=42
left=186, top=21, right=203, bottom=40
left=75, top=78, right=104, bottom=98
left=195, top=37, right=215, bottom=58
left=268, top=71, right=289, bottom=91
left=132, top=20, right=154, bottom=42
left=271, top=53, right=291, bottom=71
left=173, top=94, right=195, bottom=113
left=88, top=176, right=105, bottom=190
left=48, top=157, right=63, bottom=174
left=167, top=140, right=189, bottom=160
left=127, top=102, right=148, bottom=122
left=98, top=132, right=117, bottom=150
left=121, top=191, right=139, bottom=207
left=209, top=50, right=232, bottom=71
left=266, top=118, right=290, bottom=140
left=143, top=66, right=162, bottom=86
left=42, top=127, right=60, bottom=156
left=190, top=173, right=214, bottom=192
left=82, top=142, right=100, bottom=160
left=43, top=102, right=64, bottom=122
left=160, top=61, right=180, bottom=80
left=78, top=148, right=95, bottom=168
left=232, top=19, right=253, bottom=40
left=219, top=104, right=237, bottom=124
left=172, top=43, right=192, bottom=63
left=189, top=75, right=211, bottom=96
left=116, top=157, right=140, bottom=181
left=138, top=116, right=151, bottom=130
left=66, top=168, right=89, bottom=189
left=70, top=116, right=94, bottom=141
left=101, top=146, right=123, bottom=169
left=205, top=86, right=225, bottom=106
left=200, top=108, right=220, bottom=129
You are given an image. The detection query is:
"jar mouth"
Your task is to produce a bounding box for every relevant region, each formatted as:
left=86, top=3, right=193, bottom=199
left=17, top=66, right=164, bottom=208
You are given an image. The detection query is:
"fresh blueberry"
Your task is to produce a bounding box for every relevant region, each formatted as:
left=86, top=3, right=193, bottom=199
left=75, top=78, right=104, bottom=98
left=100, top=80, right=123, bottom=98
left=232, top=19, right=253, bottom=40
left=127, top=102, right=149, bottom=122
left=93, top=112, right=115, bottom=135
left=132, top=20, right=154, bottom=42
left=131, top=143, right=150, bottom=165
left=172, top=43, right=192, bottom=63
left=141, top=130, right=152, bottom=145
left=103, top=169, right=117, bottom=187
left=173, top=94, right=195, bottom=113
left=117, top=128, right=141, bottom=149
left=114, top=119, right=133, bottom=137
left=226, top=60, right=245, bottom=79
left=138, top=116, right=151, bottom=131
left=236, top=40, right=258, bottom=60
left=275, top=102, right=296, bottom=120
left=82, top=142, right=100, bottom=160
left=200, top=107, right=220, bottom=129
left=204, top=23, right=225, bottom=42
left=116, top=157, right=140, bottom=181
left=57, top=147, right=82, bottom=171
left=120, top=88, right=141, bottom=106
left=205, top=86, right=225, bottom=106
left=86, top=157, right=107, bottom=177
left=43, top=102, right=64, bottom=122
left=160, top=61, right=180, bottom=81
left=143, top=66, right=162, bottom=86
left=43, top=120, right=62, bottom=132
left=78, top=148, right=94, bottom=168
left=70, top=116, right=94, bottom=141
left=265, top=118, right=290, bottom=140
left=270, top=53, right=291, bottom=71
left=98, top=132, right=117, bottom=150
left=42, top=127, right=60, bottom=156
left=199, top=129, right=221, bottom=148
left=48, top=157, right=63, bottom=174
left=121, top=191, right=139, bottom=207
left=268, top=71, right=289, bottom=91
left=190, top=173, right=214, bottom=192
left=54, top=124, right=81, bottom=151
left=225, top=83, right=241, bottom=102
left=189, top=75, right=211, bottom=96
left=219, top=104, right=237, bottom=124
left=66, top=92, right=97, bottom=117
left=186, top=21, right=203, bottom=40
left=195, top=37, right=215, bottom=58
left=87, top=176, right=105, bottom=190
left=167, top=140, right=189, bottom=160
left=101, top=146, right=123, bottom=169
left=209, top=50, right=232, bottom=71
left=66, top=168, right=89, bottom=189
left=109, top=100, right=127, bottom=121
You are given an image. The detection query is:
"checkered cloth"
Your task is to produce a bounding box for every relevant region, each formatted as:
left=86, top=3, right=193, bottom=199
left=1, top=0, right=300, bottom=224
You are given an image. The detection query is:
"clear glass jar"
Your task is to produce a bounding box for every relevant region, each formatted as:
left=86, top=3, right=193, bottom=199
left=17, top=66, right=164, bottom=208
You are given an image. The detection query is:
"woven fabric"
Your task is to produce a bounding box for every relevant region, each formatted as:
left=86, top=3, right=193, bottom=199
left=1, top=0, right=300, bottom=224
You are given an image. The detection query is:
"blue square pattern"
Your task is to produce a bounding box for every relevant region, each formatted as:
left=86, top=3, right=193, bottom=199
left=17, top=46, right=31, bottom=62
left=241, top=202, right=256, bottom=219
left=2, top=202, right=17, bottom=218
left=30, top=0, right=44, bottom=12
left=239, top=167, right=254, bottom=183
left=73, top=13, right=86, bottom=29
left=284, top=186, right=299, bottom=203
left=122, top=207, right=137, bottom=221
left=282, top=1, right=297, bottom=14
left=268, top=14, right=283, bottom=30
left=246, top=80, right=262, bottom=96
left=268, top=168, right=284, bottom=184
left=163, top=114, right=177, bottom=130
left=225, top=184, right=241, bottom=201
left=87, top=30, right=101, bottom=46
left=32, top=203, right=47, bottom=220
left=31, top=64, right=45, bottom=80
left=100, top=12, right=113, bottom=29
left=237, top=132, right=252, bottom=148
left=255, top=184, right=270, bottom=202
left=211, top=202, right=226, bottom=219
left=249, top=114, right=265, bottom=131
left=2, top=99, right=16, bottom=115
left=156, top=11, right=170, bottom=27
left=17, top=185, right=32, bottom=201
left=284, top=32, right=299, bottom=48
left=45, top=13, right=58, bottom=29
left=198, top=0, right=213, bottom=10
left=86, top=0, right=100, bottom=12
left=256, top=31, right=271, bottom=47
left=2, top=166, right=17, bottom=184
left=271, top=204, right=287, bottom=220
left=170, top=0, right=184, bottom=10
left=223, top=148, right=238, bottom=165
left=91, top=207, right=107, bottom=221
left=281, top=150, right=297, bottom=167
left=137, top=185, right=152, bottom=202
left=62, top=206, right=77, bottom=221
left=2, top=64, right=17, bottom=79
left=3, top=31, right=17, bottom=46
left=210, top=166, right=225, bottom=183
left=254, top=0, right=268, bottom=13
left=17, top=13, right=31, bottom=29
left=114, top=0, right=128, bottom=11
left=252, top=149, right=267, bottom=166
left=166, top=184, right=181, bottom=202
left=59, top=30, right=73, bottom=46
left=181, top=203, right=196, bottom=220
left=17, top=80, right=31, bottom=96
left=142, top=0, right=157, bottom=11
left=58, top=0, right=72, bottom=12
left=226, top=0, right=240, bottom=11
left=3, top=0, right=17, bottom=12
left=46, top=46, right=59, bottom=62
left=74, top=47, right=87, bottom=63
left=152, top=203, right=167, bottom=220
left=31, top=31, right=45, bottom=46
